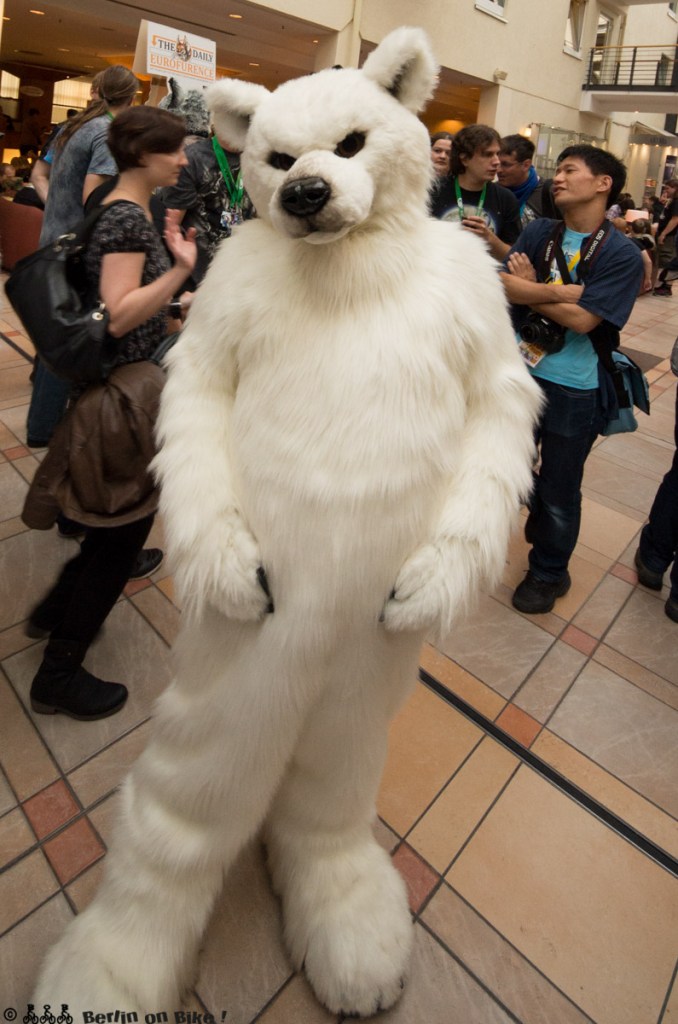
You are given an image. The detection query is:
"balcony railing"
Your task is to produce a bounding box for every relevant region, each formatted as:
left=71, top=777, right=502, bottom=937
left=583, top=44, right=678, bottom=90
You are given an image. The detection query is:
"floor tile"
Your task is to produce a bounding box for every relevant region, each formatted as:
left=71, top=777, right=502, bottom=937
left=0, top=893, right=73, bottom=1008
left=576, top=497, right=641, bottom=562
left=22, top=779, right=80, bottom=840
left=423, top=883, right=594, bottom=1024
left=548, top=661, right=678, bottom=817
left=0, top=459, right=28, bottom=525
left=513, top=640, right=587, bottom=723
left=376, top=923, right=516, bottom=1023
left=68, top=720, right=151, bottom=809
left=560, top=623, right=598, bottom=656
left=0, top=526, right=76, bottom=631
left=495, top=702, right=541, bottom=746
left=0, top=847, right=59, bottom=934
left=256, top=975, right=338, bottom=1022
left=408, top=736, right=518, bottom=873
left=438, top=594, right=554, bottom=699
left=3, top=600, right=173, bottom=774
left=421, top=643, right=506, bottom=719
left=0, top=671, right=58, bottom=802
left=0, top=769, right=17, bottom=816
left=447, top=767, right=677, bottom=1024
left=42, top=815, right=105, bottom=884
left=604, top=590, right=678, bottom=685
left=131, top=584, right=181, bottom=645
left=391, top=841, right=440, bottom=913
left=194, top=841, right=293, bottom=1024
left=572, top=573, right=634, bottom=639
left=593, top=643, right=678, bottom=711
left=377, top=683, right=482, bottom=836
left=0, top=805, right=35, bottom=870
left=532, top=730, right=678, bottom=860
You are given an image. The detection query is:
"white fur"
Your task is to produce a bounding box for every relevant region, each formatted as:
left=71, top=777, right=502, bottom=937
left=33, top=27, right=542, bottom=1017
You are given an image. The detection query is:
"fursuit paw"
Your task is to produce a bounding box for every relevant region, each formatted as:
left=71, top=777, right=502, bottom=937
left=281, top=845, right=413, bottom=1017
left=174, top=511, right=273, bottom=621
left=381, top=540, right=473, bottom=636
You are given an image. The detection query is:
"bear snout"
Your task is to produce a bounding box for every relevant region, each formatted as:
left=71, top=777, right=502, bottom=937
left=280, top=177, right=332, bottom=218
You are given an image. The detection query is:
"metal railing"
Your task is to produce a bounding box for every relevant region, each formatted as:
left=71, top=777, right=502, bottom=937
left=583, top=44, right=678, bottom=90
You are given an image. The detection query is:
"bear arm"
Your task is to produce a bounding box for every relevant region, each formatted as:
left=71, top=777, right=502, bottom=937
left=383, top=315, right=542, bottom=638
left=153, top=338, right=270, bottom=622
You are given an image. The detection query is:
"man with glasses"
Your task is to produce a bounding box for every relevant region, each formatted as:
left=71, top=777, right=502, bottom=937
left=497, top=134, right=560, bottom=228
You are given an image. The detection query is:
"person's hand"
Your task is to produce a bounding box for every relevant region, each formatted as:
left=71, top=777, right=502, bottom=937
left=461, top=215, right=493, bottom=243
left=164, top=209, right=198, bottom=273
left=506, top=252, right=537, bottom=281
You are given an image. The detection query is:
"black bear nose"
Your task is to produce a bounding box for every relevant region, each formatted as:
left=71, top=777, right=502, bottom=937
left=280, top=177, right=331, bottom=217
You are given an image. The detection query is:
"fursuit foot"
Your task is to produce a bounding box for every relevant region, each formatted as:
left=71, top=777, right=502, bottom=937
left=274, top=840, right=413, bottom=1018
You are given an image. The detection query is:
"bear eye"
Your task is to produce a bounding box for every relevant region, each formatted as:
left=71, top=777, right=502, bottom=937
left=269, top=152, right=296, bottom=171
left=334, top=132, right=366, bottom=159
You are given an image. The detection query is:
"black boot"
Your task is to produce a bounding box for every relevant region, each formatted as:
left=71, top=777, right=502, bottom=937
left=30, top=640, right=128, bottom=721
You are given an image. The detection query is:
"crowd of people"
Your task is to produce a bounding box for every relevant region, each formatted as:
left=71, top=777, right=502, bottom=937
left=12, top=73, right=678, bottom=724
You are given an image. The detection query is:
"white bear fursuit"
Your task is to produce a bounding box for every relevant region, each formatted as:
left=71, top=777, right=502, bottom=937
left=33, top=26, right=542, bottom=1018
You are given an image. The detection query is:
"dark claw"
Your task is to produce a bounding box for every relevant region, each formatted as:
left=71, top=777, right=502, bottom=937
left=256, top=567, right=274, bottom=614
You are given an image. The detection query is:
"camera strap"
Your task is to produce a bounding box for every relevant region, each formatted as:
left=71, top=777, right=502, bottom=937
left=541, top=219, right=627, bottom=405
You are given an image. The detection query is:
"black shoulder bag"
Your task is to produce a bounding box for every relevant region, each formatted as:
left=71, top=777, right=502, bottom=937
left=5, top=202, right=128, bottom=384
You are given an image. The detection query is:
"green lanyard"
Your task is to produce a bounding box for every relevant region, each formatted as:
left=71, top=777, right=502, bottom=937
left=211, top=136, right=243, bottom=207
left=453, top=177, right=486, bottom=219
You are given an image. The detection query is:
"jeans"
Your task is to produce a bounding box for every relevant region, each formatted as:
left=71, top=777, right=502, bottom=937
left=35, top=515, right=154, bottom=653
left=639, top=388, right=678, bottom=597
left=526, top=377, right=604, bottom=583
left=26, top=360, right=71, bottom=447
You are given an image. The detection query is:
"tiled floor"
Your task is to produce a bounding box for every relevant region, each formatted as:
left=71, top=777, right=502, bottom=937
left=0, top=280, right=676, bottom=1024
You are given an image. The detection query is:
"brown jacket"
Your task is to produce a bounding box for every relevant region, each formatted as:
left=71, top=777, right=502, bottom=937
left=23, top=360, right=165, bottom=530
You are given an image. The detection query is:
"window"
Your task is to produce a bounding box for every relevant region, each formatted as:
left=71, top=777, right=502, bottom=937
left=474, top=0, right=506, bottom=20
left=565, top=0, right=587, bottom=54
left=670, top=2, right=678, bottom=17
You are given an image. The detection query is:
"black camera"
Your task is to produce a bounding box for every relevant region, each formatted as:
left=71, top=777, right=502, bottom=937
left=519, top=312, right=566, bottom=354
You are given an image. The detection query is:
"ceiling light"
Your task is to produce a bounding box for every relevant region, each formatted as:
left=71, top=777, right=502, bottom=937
left=249, top=62, right=259, bottom=67
left=57, top=47, right=70, bottom=52
left=29, top=9, right=45, bottom=13
left=229, top=13, right=243, bottom=18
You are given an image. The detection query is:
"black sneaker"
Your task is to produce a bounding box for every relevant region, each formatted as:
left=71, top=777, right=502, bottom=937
left=633, top=549, right=663, bottom=591
left=512, top=571, right=571, bottom=614
left=665, top=595, right=678, bottom=624
left=129, top=548, right=163, bottom=581
left=653, top=285, right=672, bottom=296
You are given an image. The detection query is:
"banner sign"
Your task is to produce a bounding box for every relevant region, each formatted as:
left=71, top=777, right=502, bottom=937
left=134, top=20, right=216, bottom=84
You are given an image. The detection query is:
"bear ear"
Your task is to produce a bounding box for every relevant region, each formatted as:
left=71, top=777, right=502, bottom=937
left=361, top=26, right=438, bottom=114
left=205, top=79, right=270, bottom=151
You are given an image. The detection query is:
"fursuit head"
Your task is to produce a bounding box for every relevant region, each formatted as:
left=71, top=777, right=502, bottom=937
left=32, top=26, right=542, bottom=1019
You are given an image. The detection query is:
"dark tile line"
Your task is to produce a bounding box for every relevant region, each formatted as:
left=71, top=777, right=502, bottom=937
left=0, top=330, right=33, bottom=364
left=420, top=667, right=678, bottom=878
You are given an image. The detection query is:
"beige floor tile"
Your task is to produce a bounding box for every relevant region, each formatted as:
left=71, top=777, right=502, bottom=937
left=0, top=805, right=35, bottom=869
left=408, top=736, right=518, bottom=872
left=577, top=497, right=642, bottom=562
left=0, top=364, right=32, bottom=403
left=131, top=584, right=181, bottom=645
left=0, top=893, right=73, bottom=1009
left=514, top=640, right=587, bottom=723
left=553, top=552, right=606, bottom=620
left=438, top=594, right=554, bottom=699
left=447, top=767, right=677, bottom=1024
left=377, top=683, right=482, bottom=836
left=548, top=660, right=678, bottom=817
left=3, top=601, right=173, bottom=773
left=0, top=669, right=59, bottom=801
left=194, top=841, right=293, bottom=1024
left=0, top=769, right=17, bottom=816
left=376, top=923, right=515, bottom=1023
left=663, top=976, right=678, bottom=1022
left=423, top=884, right=594, bottom=1024
left=584, top=448, right=661, bottom=516
left=532, top=730, right=678, bottom=860
left=571, top=574, right=634, bottom=639
left=420, top=643, right=506, bottom=719
left=68, top=720, right=151, bottom=808
left=0, top=526, right=77, bottom=632
left=597, top=430, right=674, bottom=481
left=0, top=459, right=28, bottom=525
left=604, top=590, right=678, bottom=686
left=593, top=644, right=678, bottom=711
left=257, top=976, right=338, bottom=1022
left=0, top=515, right=28, bottom=541
left=0, top=847, right=59, bottom=933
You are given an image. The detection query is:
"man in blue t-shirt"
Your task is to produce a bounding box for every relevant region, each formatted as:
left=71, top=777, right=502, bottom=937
left=501, top=144, right=643, bottom=614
